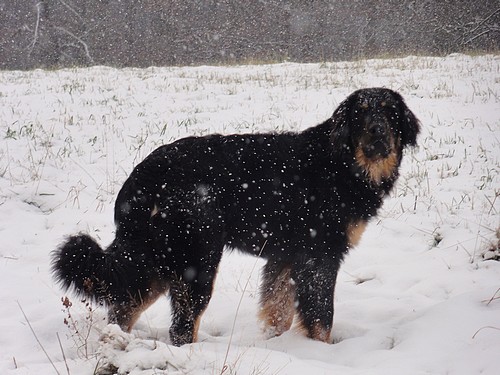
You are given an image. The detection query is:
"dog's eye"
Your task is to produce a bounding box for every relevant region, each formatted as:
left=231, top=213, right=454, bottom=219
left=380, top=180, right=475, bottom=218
left=380, top=104, right=397, bottom=115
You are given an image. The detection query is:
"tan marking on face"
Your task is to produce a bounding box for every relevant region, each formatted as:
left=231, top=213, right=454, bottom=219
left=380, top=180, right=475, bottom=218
left=347, top=220, right=367, bottom=248
left=355, top=147, right=398, bottom=185
left=259, top=267, right=295, bottom=337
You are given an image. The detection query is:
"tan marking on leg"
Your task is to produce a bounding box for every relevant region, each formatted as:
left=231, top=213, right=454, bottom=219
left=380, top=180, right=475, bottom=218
left=191, top=267, right=219, bottom=343
left=122, top=281, right=167, bottom=332
left=347, top=220, right=367, bottom=248
left=150, top=204, right=159, bottom=218
left=192, top=314, right=202, bottom=342
left=259, top=267, right=295, bottom=337
left=355, top=147, right=398, bottom=185
left=295, top=319, right=332, bottom=343
left=310, top=321, right=332, bottom=342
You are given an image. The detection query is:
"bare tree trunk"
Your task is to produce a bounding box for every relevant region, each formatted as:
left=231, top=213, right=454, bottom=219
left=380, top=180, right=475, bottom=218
left=29, top=0, right=59, bottom=67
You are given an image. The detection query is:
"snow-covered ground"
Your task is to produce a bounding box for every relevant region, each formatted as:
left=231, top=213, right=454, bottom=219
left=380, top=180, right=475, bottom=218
left=0, top=54, right=499, bottom=375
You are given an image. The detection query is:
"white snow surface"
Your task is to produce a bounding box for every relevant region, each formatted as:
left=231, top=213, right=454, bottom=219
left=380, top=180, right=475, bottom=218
left=0, top=55, right=499, bottom=375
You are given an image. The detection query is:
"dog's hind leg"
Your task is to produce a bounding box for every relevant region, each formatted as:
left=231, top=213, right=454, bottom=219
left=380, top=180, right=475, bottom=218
left=258, top=262, right=295, bottom=338
left=152, top=186, right=224, bottom=345
left=158, top=223, right=222, bottom=345
left=108, top=280, right=167, bottom=332
left=168, top=262, right=220, bottom=346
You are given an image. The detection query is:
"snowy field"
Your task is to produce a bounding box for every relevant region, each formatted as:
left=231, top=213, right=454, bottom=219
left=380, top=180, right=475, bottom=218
left=0, top=54, right=499, bottom=375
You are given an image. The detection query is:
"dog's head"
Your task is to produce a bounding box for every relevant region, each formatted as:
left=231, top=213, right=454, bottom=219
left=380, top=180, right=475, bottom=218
left=330, top=88, right=420, bottom=184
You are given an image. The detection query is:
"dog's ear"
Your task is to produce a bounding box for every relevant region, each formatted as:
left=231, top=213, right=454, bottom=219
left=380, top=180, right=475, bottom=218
left=395, top=94, right=421, bottom=147
left=330, top=95, right=354, bottom=155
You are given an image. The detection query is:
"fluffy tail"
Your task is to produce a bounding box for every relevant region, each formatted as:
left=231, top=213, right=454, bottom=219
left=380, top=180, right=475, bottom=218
left=51, top=234, right=137, bottom=304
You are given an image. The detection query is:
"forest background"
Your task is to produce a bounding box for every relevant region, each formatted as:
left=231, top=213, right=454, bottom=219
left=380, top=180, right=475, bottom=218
left=1, top=0, right=499, bottom=70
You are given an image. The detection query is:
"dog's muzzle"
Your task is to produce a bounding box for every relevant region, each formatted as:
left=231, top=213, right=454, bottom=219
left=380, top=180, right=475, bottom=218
left=362, top=122, right=391, bottom=159
left=362, top=139, right=391, bottom=159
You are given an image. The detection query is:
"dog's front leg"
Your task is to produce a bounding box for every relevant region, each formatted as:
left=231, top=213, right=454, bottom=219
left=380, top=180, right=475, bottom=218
left=292, top=258, right=339, bottom=343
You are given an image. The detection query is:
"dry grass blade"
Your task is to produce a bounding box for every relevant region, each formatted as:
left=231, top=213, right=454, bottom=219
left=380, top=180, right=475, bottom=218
left=57, top=332, right=71, bottom=375
left=17, top=301, right=62, bottom=375
left=220, top=241, right=267, bottom=375
left=472, top=326, right=500, bottom=339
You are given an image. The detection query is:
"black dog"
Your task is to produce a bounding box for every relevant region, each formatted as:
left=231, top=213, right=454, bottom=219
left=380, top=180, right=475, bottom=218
left=52, top=88, right=420, bottom=346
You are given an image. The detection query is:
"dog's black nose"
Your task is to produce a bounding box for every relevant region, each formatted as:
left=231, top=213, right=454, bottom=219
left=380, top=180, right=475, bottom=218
left=368, top=123, right=386, bottom=137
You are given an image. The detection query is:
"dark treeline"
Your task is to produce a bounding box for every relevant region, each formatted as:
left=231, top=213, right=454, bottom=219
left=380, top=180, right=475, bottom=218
left=1, top=0, right=499, bottom=70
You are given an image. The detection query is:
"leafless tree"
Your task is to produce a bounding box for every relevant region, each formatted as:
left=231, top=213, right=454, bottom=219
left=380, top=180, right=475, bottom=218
left=1, top=0, right=498, bottom=69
